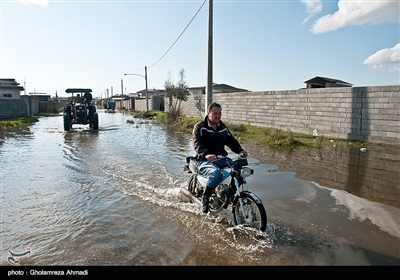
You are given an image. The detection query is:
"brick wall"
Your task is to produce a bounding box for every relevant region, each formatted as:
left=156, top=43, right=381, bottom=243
left=168, top=85, right=400, bottom=145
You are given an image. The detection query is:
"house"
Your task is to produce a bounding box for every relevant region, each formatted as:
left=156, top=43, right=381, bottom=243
left=304, top=76, right=352, bottom=88
left=136, top=88, right=165, bottom=98
left=0, top=78, right=24, bottom=99
left=212, top=83, right=248, bottom=93
left=188, top=83, right=248, bottom=95
left=188, top=86, right=205, bottom=95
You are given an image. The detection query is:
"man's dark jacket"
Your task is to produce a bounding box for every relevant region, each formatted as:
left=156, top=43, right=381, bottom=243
left=192, top=116, right=244, bottom=160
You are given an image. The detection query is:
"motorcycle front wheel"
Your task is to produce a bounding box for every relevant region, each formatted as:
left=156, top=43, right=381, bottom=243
left=232, top=192, right=267, bottom=232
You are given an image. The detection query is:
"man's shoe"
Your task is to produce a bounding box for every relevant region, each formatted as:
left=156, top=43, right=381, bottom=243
left=202, top=196, right=210, bottom=213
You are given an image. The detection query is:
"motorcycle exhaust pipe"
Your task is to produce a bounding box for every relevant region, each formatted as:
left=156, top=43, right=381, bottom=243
left=180, top=187, right=201, bottom=207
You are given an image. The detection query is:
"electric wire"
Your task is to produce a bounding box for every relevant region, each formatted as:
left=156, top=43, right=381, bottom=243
left=148, top=0, right=207, bottom=69
left=26, top=1, right=208, bottom=93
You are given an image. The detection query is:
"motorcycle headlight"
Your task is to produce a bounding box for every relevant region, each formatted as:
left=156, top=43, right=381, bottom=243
left=240, top=167, right=253, bottom=178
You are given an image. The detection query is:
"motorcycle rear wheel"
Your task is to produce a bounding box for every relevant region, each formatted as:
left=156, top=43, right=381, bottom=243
left=232, top=193, right=267, bottom=232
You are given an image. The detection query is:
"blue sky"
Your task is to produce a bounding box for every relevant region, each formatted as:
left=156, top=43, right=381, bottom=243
left=1, top=0, right=399, bottom=98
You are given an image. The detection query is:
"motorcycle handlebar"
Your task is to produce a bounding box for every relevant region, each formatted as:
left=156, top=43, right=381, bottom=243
left=216, top=153, right=247, bottom=160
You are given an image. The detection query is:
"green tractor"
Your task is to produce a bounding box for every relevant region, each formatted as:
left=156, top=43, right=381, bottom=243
left=63, top=88, right=99, bottom=131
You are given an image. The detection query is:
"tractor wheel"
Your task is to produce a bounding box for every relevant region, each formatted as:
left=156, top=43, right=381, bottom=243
left=63, top=114, right=71, bottom=131
left=92, top=113, right=99, bottom=130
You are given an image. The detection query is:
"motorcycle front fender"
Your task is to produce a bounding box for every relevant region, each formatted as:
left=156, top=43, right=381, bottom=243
left=232, top=190, right=263, bottom=207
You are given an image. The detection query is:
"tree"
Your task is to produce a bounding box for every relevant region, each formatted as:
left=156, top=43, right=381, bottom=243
left=164, top=69, right=189, bottom=122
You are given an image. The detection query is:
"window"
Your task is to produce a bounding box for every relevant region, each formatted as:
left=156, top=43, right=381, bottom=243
left=3, top=94, right=12, bottom=98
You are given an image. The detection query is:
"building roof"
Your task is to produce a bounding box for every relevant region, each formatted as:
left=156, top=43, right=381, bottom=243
left=136, top=88, right=164, bottom=95
left=189, top=83, right=248, bottom=93
left=212, top=83, right=248, bottom=92
left=0, top=78, right=24, bottom=91
left=28, top=92, right=50, bottom=96
left=304, top=76, right=352, bottom=87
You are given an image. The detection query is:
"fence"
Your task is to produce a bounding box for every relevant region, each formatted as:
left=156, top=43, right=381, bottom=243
left=168, top=85, right=399, bottom=145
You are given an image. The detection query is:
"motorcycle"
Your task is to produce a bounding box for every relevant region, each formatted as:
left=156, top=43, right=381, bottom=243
left=182, top=154, right=267, bottom=232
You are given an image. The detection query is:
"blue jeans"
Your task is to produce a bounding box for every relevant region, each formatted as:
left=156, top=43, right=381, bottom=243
left=196, top=159, right=221, bottom=188
left=196, top=157, right=233, bottom=188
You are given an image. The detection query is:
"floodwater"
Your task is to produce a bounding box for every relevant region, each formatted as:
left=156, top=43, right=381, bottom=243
left=0, top=111, right=399, bottom=270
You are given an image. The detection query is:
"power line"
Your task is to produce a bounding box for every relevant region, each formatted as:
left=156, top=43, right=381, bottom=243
left=31, top=1, right=208, bottom=91
left=148, top=0, right=207, bottom=69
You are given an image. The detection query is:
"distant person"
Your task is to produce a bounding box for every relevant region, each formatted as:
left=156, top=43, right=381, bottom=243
left=83, top=91, right=93, bottom=104
left=75, top=94, right=83, bottom=103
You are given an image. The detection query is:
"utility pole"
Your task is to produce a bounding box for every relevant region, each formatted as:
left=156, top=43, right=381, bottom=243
left=121, top=79, right=124, bottom=109
left=55, top=90, right=58, bottom=111
left=205, top=0, right=213, bottom=116
left=124, top=67, right=148, bottom=112
left=145, top=66, right=149, bottom=112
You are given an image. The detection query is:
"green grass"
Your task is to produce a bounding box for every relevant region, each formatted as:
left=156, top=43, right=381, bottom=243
left=0, top=116, right=40, bottom=130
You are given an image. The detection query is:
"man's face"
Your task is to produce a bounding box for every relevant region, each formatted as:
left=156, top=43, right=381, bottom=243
left=208, top=106, right=221, bottom=126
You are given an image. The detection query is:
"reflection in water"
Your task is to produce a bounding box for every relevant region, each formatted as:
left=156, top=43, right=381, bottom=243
left=244, top=141, right=400, bottom=208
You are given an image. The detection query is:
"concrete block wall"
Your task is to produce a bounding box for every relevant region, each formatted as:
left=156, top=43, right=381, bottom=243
left=0, top=99, right=27, bottom=120
left=21, top=95, right=39, bottom=116
left=170, top=85, right=399, bottom=145
left=135, top=98, right=153, bottom=112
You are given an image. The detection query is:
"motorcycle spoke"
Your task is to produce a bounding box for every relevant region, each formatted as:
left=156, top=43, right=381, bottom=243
left=233, top=194, right=267, bottom=232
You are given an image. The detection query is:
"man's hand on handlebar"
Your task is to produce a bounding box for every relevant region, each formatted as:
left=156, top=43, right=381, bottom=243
left=239, top=150, right=248, bottom=158
left=205, top=154, right=217, bottom=162
left=206, top=151, right=247, bottom=161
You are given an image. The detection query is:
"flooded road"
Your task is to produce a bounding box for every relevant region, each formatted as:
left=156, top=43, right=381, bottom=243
left=0, top=111, right=399, bottom=269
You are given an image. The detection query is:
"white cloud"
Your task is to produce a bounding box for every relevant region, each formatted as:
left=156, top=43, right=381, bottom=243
left=301, top=0, right=323, bottom=24
left=364, top=43, right=400, bottom=64
left=19, top=0, right=48, bottom=6
left=388, top=65, right=400, bottom=73
left=310, top=0, right=399, bottom=34
left=364, top=43, right=400, bottom=73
